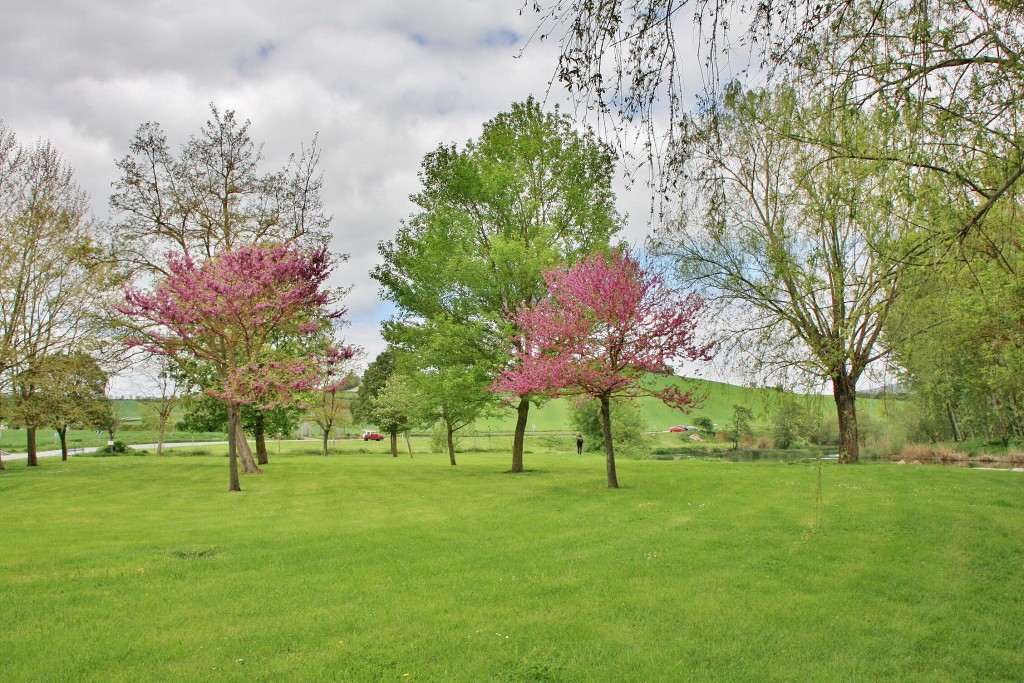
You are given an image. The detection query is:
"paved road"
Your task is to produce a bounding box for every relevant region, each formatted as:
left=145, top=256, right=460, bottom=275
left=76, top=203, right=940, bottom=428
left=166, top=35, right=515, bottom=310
left=1, top=442, right=229, bottom=462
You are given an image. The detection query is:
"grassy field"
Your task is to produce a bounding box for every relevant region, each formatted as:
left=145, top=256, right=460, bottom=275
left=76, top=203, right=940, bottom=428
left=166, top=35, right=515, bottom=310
left=0, top=427, right=226, bottom=454
left=2, top=439, right=1022, bottom=682
left=473, top=376, right=893, bottom=435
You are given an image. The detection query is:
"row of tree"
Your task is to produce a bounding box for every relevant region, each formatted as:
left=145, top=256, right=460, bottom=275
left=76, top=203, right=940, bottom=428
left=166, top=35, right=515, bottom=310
left=0, top=122, right=122, bottom=466
left=13, top=0, right=1020, bottom=487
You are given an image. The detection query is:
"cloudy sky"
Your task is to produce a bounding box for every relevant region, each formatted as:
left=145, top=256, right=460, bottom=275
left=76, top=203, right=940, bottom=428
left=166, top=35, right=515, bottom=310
left=3, top=0, right=702, bottom=393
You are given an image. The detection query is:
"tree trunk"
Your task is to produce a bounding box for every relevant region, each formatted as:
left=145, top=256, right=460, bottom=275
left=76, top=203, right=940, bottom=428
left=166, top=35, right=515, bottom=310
left=26, top=427, right=38, bottom=467
left=832, top=374, right=860, bottom=463
left=599, top=395, right=618, bottom=488
left=227, top=405, right=241, bottom=491
left=947, top=402, right=963, bottom=442
left=0, top=449, right=5, bottom=470
left=254, top=413, right=269, bottom=465
left=447, top=423, right=457, bottom=466
left=390, top=429, right=398, bottom=457
left=156, top=414, right=167, bottom=456
left=59, top=426, right=69, bottom=461
left=404, top=431, right=413, bottom=458
left=321, top=426, right=330, bottom=457
left=235, top=422, right=262, bottom=474
left=511, top=396, right=529, bottom=473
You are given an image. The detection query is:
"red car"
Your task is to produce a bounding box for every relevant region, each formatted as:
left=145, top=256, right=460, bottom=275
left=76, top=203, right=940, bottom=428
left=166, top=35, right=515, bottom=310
left=668, top=425, right=687, bottom=433
left=362, top=430, right=385, bottom=441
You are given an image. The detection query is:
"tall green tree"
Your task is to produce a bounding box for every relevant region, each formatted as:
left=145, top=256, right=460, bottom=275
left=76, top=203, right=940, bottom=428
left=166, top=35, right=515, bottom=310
left=0, top=123, right=121, bottom=465
left=353, top=350, right=400, bottom=457
left=43, top=352, right=110, bottom=461
left=6, top=352, right=110, bottom=463
left=654, top=84, right=922, bottom=462
left=373, top=98, right=621, bottom=473
left=890, top=197, right=1024, bottom=444
left=394, top=321, right=494, bottom=466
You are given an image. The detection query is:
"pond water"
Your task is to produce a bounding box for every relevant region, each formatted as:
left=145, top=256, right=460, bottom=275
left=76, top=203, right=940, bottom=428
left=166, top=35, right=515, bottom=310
left=671, top=452, right=1023, bottom=470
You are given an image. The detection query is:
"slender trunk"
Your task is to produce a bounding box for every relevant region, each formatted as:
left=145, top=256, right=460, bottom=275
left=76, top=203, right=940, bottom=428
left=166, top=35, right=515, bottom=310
left=0, top=449, right=5, bottom=469
left=156, top=414, right=167, bottom=456
left=991, top=392, right=1009, bottom=444
left=1010, top=392, right=1024, bottom=439
left=404, top=431, right=413, bottom=458
left=236, top=423, right=262, bottom=474
left=390, top=429, right=398, bottom=457
left=599, top=395, right=618, bottom=488
left=321, top=427, right=330, bottom=457
left=447, top=423, right=456, bottom=466
left=227, top=405, right=241, bottom=491
left=26, top=427, right=38, bottom=467
left=511, top=396, right=529, bottom=473
left=59, top=426, right=69, bottom=461
left=254, top=413, right=269, bottom=465
left=832, top=374, right=859, bottom=464
left=947, top=402, right=963, bottom=442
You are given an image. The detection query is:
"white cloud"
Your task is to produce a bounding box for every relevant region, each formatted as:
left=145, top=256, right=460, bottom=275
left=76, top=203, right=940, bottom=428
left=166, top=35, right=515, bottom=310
left=4, top=0, right=688, bottom=390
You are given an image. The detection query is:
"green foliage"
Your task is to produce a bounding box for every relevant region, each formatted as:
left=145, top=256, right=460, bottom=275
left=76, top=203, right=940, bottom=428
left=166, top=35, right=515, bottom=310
left=693, top=416, right=715, bottom=436
left=570, top=397, right=649, bottom=456
left=5, top=352, right=110, bottom=437
left=175, top=393, right=226, bottom=433
left=104, top=440, right=128, bottom=454
left=428, top=420, right=459, bottom=454
left=730, top=405, right=753, bottom=450
left=353, top=350, right=396, bottom=428
left=243, top=404, right=301, bottom=439
left=768, top=391, right=818, bottom=449
left=392, top=324, right=495, bottom=463
left=373, top=98, right=622, bottom=468
left=890, top=200, right=1024, bottom=445
left=367, top=375, right=421, bottom=435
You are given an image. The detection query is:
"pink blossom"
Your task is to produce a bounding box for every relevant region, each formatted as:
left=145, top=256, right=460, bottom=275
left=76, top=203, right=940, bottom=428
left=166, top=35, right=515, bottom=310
left=120, top=242, right=353, bottom=407
left=493, top=249, right=713, bottom=406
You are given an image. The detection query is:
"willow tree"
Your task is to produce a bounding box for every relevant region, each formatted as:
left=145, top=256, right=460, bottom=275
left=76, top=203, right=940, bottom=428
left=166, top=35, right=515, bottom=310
left=531, top=0, right=1024, bottom=237
left=373, top=98, right=621, bottom=473
left=655, top=84, right=922, bottom=462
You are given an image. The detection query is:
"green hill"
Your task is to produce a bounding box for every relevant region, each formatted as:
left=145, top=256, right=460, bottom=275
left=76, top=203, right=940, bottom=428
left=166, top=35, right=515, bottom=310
left=473, top=375, right=890, bottom=434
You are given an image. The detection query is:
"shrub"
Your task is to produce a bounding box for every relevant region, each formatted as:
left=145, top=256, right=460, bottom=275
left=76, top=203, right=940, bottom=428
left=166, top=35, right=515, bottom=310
left=898, top=442, right=969, bottom=462
left=569, top=397, right=650, bottom=456
left=428, top=422, right=460, bottom=454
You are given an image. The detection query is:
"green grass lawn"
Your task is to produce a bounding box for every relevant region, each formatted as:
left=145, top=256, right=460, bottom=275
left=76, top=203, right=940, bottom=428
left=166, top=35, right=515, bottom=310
left=2, top=441, right=1022, bottom=681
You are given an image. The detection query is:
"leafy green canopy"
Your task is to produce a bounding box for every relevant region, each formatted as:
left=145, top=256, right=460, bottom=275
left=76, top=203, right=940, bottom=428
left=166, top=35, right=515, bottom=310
left=373, top=97, right=623, bottom=470
left=374, top=97, right=621, bottom=371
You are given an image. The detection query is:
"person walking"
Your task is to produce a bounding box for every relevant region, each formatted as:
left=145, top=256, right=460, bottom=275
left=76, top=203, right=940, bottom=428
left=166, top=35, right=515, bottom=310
left=576, top=434, right=584, bottom=456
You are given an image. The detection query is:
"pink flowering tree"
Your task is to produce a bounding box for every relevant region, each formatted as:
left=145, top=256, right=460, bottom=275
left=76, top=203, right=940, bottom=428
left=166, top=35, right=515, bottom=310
left=120, top=243, right=353, bottom=491
left=494, top=250, right=713, bottom=488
